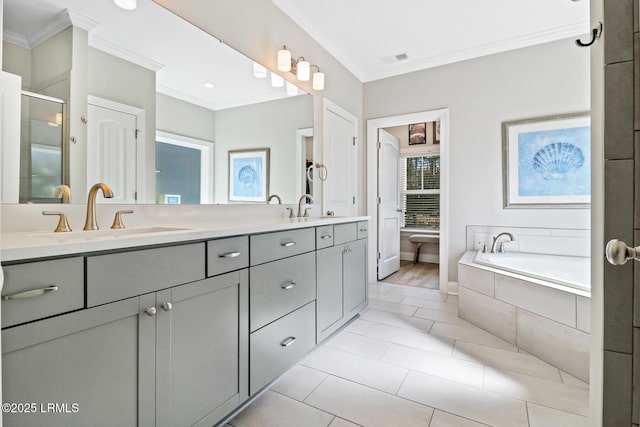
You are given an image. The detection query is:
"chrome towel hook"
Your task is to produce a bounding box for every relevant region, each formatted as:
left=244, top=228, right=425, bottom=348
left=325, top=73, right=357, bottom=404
left=576, top=22, right=603, bottom=47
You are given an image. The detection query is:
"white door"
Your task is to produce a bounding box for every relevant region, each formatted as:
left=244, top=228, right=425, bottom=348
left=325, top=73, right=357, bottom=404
left=323, top=100, right=358, bottom=216
left=377, top=129, right=401, bottom=279
left=87, top=104, right=137, bottom=203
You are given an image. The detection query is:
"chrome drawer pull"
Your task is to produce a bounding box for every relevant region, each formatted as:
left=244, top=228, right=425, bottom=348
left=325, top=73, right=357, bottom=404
left=144, top=307, right=157, bottom=317
left=321, top=235, right=332, bottom=240
left=281, top=282, right=297, bottom=290
left=280, top=337, right=296, bottom=347
left=2, top=286, right=58, bottom=300
left=161, top=302, right=172, bottom=312
left=219, top=252, right=241, bottom=258
left=282, top=241, right=296, bottom=247
left=359, top=228, right=367, bottom=232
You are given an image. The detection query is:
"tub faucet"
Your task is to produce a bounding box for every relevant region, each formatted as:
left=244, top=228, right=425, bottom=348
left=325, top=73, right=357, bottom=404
left=297, top=194, right=314, bottom=217
left=490, top=232, right=514, bottom=253
left=84, top=183, right=114, bottom=230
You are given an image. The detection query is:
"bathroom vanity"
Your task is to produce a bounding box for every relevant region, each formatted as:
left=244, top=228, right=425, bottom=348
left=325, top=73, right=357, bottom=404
left=0, top=216, right=368, bottom=426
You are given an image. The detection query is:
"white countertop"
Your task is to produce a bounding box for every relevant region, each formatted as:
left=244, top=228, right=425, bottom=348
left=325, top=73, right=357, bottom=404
left=1, top=216, right=370, bottom=262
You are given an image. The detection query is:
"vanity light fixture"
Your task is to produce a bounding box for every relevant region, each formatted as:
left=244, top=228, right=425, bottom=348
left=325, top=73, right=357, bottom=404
left=276, top=45, right=325, bottom=90
left=203, top=82, right=215, bottom=89
left=270, top=72, right=284, bottom=88
left=311, top=65, right=325, bottom=91
left=114, top=0, right=137, bottom=10
left=253, top=62, right=267, bottom=78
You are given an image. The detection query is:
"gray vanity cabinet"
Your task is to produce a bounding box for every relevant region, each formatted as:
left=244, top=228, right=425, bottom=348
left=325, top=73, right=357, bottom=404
left=155, top=270, right=248, bottom=427
left=2, top=296, right=149, bottom=427
left=316, top=223, right=368, bottom=343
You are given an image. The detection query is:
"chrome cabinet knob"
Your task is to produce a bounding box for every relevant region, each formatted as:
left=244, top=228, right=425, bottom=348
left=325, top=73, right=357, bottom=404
left=144, top=307, right=157, bottom=316
left=161, top=302, right=172, bottom=312
left=605, top=239, right=640, bottom=265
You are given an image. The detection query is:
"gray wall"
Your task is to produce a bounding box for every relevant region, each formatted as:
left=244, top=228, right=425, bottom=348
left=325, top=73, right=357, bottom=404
left=156, top=93, right=215, bottom=142
left=213, top=95, right=313, bottom=204
left=364, top=38, right=590, bottom=282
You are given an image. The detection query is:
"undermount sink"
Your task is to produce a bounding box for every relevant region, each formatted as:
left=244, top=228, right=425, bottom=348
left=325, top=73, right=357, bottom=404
left=31, top=226, right=191, bottom=241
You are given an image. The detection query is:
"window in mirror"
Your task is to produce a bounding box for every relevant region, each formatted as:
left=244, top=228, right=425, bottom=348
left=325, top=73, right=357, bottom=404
left=155, top=131, right=214, bottom=204
left=20, top=92, right=65, bottom=203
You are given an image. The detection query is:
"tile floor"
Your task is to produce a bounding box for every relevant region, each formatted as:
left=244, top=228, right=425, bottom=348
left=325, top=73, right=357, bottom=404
left=228, top=282, right=589, bottom=427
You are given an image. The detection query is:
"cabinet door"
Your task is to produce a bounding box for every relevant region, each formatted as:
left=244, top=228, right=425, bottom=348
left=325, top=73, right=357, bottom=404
left=2, top=296, right=154, bottom=427
left=316, top=245, right=344, bottom=342
left=344, top=238, right=368, bottom=319
left=156, top=270, right=248, bottom=427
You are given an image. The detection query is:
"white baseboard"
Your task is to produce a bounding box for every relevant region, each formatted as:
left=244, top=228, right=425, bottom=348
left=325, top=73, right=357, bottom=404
left=447, top=281, right=458, bottom=295
left=400, top=251, right=439, bottom=264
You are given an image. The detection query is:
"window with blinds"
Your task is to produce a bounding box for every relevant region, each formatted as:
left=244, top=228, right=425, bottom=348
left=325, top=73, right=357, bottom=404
left=400, top=155, right=440, bottom=230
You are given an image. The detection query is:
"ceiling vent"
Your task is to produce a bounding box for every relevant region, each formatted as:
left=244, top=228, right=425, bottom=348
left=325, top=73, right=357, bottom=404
left=381, top=52, right=409, bottom=65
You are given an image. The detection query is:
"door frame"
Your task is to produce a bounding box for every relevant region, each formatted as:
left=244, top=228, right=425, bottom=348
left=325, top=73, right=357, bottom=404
left=87, top=95, right=146, bottom=203
left=367, top=109, right=450, bottom=294
left=295, top=127, right=314, bottom=199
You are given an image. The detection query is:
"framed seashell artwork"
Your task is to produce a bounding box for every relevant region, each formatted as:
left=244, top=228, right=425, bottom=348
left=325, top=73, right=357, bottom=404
left=502, top=112, right=590, bottom=208
left=228, top=148, right=270, bottom=202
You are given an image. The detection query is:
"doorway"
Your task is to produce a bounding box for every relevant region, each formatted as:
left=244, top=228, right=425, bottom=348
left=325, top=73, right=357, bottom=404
left=367, top=109, right=449, bottom=294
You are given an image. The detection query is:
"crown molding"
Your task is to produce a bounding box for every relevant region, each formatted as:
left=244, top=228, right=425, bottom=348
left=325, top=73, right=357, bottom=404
left=3, top=29, right=30, bottom=49
left=89, top=35, right=165, bottom=72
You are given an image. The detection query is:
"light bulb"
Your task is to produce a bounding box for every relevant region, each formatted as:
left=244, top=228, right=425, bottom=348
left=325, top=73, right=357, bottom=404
left=253, top=62, right=267, bottom=78
left=296, top=59, right=310, bottom=81
left=278, top=46, right=291, bottom=72
left=312, top=71, right=325, bottom=91
left=114, top=0, right=136, bottom=10
left=271, top=72, right=284, bottom=88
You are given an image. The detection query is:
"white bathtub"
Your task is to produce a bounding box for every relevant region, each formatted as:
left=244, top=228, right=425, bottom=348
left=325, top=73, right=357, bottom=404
left=473, top=251, right=590, bottom=294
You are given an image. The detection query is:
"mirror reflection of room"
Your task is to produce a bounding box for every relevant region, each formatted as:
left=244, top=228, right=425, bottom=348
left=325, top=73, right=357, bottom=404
left=1, top=0, right=313, bottom=205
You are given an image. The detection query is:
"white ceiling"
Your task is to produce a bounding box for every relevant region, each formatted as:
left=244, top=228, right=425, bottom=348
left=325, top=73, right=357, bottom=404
left=3, top=0, right=304, bottom=111
left=270, top=0, right=591, bottom=82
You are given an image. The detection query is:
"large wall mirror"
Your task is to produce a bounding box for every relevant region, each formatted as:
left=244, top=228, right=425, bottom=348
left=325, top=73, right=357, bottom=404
left=1, top=0, right=314, bottom=205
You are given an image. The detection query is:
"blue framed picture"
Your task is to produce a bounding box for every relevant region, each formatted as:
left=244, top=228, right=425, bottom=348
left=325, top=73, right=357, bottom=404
left=228, top=148, right=270, bottom=202
left=502, top=112, right=590, bottom=208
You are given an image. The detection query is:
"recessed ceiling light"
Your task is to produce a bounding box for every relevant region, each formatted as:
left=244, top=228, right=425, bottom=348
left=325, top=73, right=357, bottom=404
left=114, top=0, right=137, bottom=10
left=203, top=82, right=215, bottom=89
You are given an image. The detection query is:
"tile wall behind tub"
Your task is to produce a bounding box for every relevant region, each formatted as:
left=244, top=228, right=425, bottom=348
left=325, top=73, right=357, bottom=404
left=602, top=0, right=638, bottom=425
left=466, top=226, right=590, bottom=256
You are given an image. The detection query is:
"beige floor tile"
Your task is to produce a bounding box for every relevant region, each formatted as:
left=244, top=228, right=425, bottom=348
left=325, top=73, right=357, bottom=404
left=401, top=296, right=458, bottom=313
left=302, top=347, right=408, bottom=394
left=270, top=365, right=328, bottom=401
left=382, top=344, right=484, bottom=388
left=342, top=319, right=379, bottom=336
left=453, top=341, right=562, bottom=382
left=328, top=417, right=361, bottom=427
left=527, top=402, right=589, bottom=427
left=371, top=283, right=446, bottom=301
left=414, top=307, right=471, bottom=325
left=229, top=390, right=334, bottom=427
left=429, top=410, right=491, bottom=427
left=446, top=295, right=459, bottom=303
left=369, top=323, right=454, bottom=356
left=366, top=291, right=406, bottom=304
left=360, top=309, right=434, bottom=333
left=397, top=371, right=529, bottom=427
left=305, top=375, right=434, bottom=427
left=325, top=331, right=391, bottom=360
left=483, top=368, right=589, bottom=416
left=430, top=322, right=518, bottom=351
left=367, top=299, right=419, bottom=316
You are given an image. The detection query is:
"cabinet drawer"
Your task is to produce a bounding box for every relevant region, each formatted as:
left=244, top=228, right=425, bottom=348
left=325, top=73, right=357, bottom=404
left=316, top=225, right=334, bottom=249
left=357, top=221, right=369, bottom=240
left=207, top=236, right=249, bottom=277
left=250, top=228, right=315, bottom=265
left=1, top=257, right=84, bottom=328
left=87, top=243, right=205, bottom=307
left=249, top=252, right=316, bottom=331
left=334, top=222, right=357, bottom=245
left=249, top=301, right=315, bottom=394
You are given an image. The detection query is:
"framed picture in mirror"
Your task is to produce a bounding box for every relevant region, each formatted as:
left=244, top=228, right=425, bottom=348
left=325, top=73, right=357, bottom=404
left=409, top=123, right=427, bottom=145
left=228, top=148, right=270, bottom=202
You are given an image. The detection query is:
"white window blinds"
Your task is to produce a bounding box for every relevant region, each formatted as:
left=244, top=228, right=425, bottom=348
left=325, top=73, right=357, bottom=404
left=400, top=155, right=440, bottom=230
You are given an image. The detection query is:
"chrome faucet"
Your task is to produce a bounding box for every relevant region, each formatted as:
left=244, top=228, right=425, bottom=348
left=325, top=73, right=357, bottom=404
left=54, top=185, right=71, bottom=203
left=297, top=194, right=314, bottom=217
left=490, top=232, right=514, bottom=253
left=84, top=183, right=114, bottom=230
left=268, top=194, right=282, bottom=205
